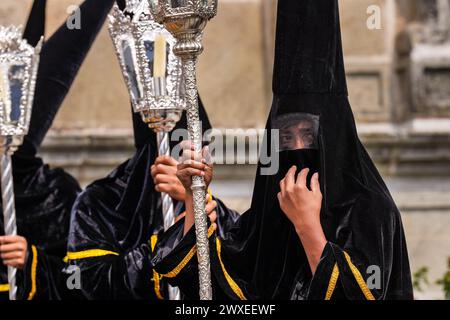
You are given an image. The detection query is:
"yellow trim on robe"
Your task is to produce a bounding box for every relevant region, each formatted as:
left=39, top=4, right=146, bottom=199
left=27, top=245, right=38, bottom=300
left=325, top=263, right=340, bottom=300
left=64, top=249, right=119, bottom=262
left=216, top=238, right=247, bottom=300
left=0, top=284, right=10, bottom=292
left=151, top=235, right=158, bottom=252
left=343, top=252, right=376, bottom=300
left=207, top=189, right=213, bottom=204
left=161, top=225, right=215, bottom=278
left=150, top=234, right=164, bottom=300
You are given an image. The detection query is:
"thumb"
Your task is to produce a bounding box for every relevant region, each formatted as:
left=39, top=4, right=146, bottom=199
left=202, top=146, right=212, bottom=165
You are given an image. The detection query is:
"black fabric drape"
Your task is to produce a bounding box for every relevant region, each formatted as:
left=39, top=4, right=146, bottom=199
left=65, top=94, right=213, bottom=299
left=23, top=0, right=46, bottom=47
left=0, top=0, right=115, bottom=300
left=151, top=0, right=413, bottom=300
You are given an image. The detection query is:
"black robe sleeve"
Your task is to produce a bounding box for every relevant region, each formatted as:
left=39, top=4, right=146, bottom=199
left=151, top=197, right=247, bottom=300
left=16, top=244, right=67, bottom=300
left=64, top=192, right=162, bottom=300
left=304, top=193, right=413, bottom=300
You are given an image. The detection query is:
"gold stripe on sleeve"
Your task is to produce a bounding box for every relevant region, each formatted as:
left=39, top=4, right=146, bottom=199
left=27, top=245, right=38, bottom=300
left=343, top=251, right=376, bottom=300
left=325, top=263, right=340, bottom=300
left=150, top=234, right=164, bottom=300
left=64, top=249, right=119, bottom=262
left=161, top=225, right=215, bottom=278
left=216, top=237, right=247, bottom=300
left=0, top=284, right=10, bottom=292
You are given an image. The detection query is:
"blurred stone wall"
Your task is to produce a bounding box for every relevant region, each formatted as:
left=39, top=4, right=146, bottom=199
left=1, top=0, right=450, bottom=299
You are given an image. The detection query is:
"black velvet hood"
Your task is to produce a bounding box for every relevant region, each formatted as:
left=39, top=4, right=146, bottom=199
left=22, top=0, right=46, bottom=48
left=1, top=0, right=115, bottom=300
left=218, top=0, right=413, bottom=300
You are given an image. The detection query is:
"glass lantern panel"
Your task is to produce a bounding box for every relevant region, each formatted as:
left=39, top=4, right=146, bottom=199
left=0, top=65, right=8, bottom=119
left=148, top=0, right=159, bottom=9
left=143, top=38, right=170, bottom=79
left=200, top=0, right=214, bottom=6
left=8, top=64, right=25, bottom=124
left=143, top=39, right=155, bottom=77
left=171, top=0, right=188, bottom=8
left=120, top=39, right=142, bottom=101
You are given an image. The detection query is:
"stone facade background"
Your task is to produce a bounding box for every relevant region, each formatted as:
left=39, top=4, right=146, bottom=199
left=1, top=0, right=450, bottom=299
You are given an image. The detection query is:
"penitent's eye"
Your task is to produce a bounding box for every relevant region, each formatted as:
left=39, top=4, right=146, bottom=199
left=300, top=128, right=314, bottom=147
left=280, top=133, right=293, bottom=149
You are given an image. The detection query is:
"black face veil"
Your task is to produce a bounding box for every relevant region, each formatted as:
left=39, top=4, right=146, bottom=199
left=212, top=0, right=413, bottom=300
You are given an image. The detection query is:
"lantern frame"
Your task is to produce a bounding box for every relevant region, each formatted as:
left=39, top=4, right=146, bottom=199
left=109, top=2, right=186, bottom=132
left=0, top=26, right=41, bottom=138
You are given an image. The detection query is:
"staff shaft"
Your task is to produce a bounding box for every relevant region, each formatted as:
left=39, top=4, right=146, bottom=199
left=156, top=131, right=181, bottom=300
left=182, top=57, right=212, bottom=300
left=1, top=153, right=17, bottom=300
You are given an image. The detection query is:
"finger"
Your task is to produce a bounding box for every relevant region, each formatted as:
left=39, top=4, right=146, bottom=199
left=277, top=191, right=282, bottom=203
left=208, top=211, right=217, bottom=224
left=181, top=149, right=203, bottom=163
left=211, top=223, right=217, bottom=231
left=153, top=163, right=177, bottom=176
left=0, top=236, right=22, bottom=245
left=285, top=166, right=297, bottom=189
left=179, top=160, right=206, bottom=171
left=0, top=243, right=23, bottom=253
left=296, top=168, right=310, bottom=188
left=154, top=174, right=172, bottom=185
left=2, top=259, right=23, bottom=267
left=178, top=168, right=205, bottom=179
left=177, top=141, right=194, bottom=163
left=1, top=252, right=22, bottom=260
left=179, top=140, right=194, bottom=151
left=206, top=200, right=217, bottom=214
left=279, top=177, right=285, bottom=196
left=202, top=146, right=212, bottom=165
left=310, top=172, right=320, bottom=193
left=155, top=183, right=171, bottom=193
left=155, top=155, right=178, bottom=167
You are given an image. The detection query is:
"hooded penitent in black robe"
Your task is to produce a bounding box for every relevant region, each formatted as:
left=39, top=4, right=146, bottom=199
left=0, top=0, right=116, bottom=300
left=150, top=0, right=413, bottom=300
left=64, top=94, right=215, bottom=299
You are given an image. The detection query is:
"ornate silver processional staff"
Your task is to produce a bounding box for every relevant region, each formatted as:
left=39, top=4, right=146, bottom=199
left=148, top=0, right=218, bottom=300
left=108, top=0, right=185, bottom=300
left=0, top=26, right=41, bottom=300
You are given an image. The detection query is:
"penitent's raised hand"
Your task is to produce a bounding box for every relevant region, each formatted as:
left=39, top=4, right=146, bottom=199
left=277, top=166, right=327, bottom=275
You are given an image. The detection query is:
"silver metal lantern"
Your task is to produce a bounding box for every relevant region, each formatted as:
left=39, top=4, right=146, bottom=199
left=148, top=0, right=218, bottom=300
left=109, top=0, right=185, bottom=131
left=0, top=25, right=42, bottom=300
left=108, top=0, right=186, bottom=300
